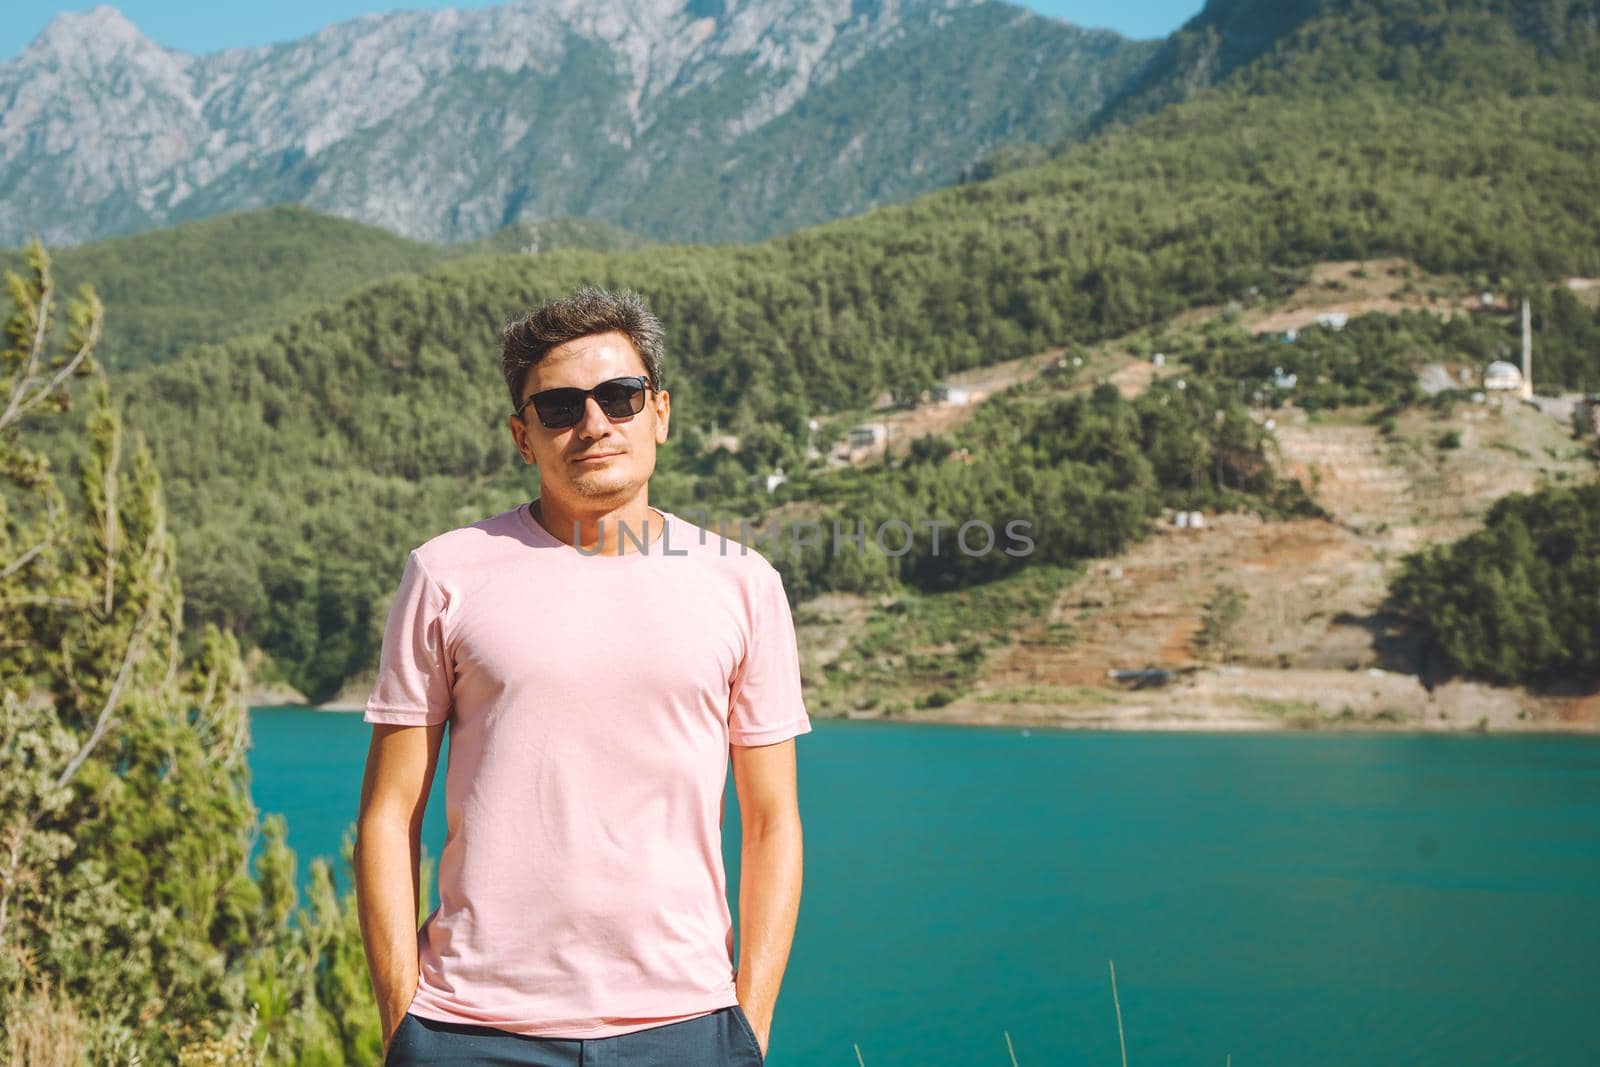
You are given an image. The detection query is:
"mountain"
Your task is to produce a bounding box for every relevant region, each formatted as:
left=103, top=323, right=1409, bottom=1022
left=1097, top=0, right=1600, bottom=127
left=1091, top=0, right=1327, bottom=127
left=0, top=0, right=1154, bottom=248
left=37, top=0, right=1600, bottom=699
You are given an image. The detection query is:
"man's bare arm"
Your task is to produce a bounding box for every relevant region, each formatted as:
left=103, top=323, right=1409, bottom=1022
left=355, top=722, right=446, bottom=1051
left=730, top=737, right=804, bottom=1057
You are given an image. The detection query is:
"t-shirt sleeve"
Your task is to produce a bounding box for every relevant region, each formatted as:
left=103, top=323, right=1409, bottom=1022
left=364, top=551, right=453, bottom=726
left=728, top=564, right=813, bottom=747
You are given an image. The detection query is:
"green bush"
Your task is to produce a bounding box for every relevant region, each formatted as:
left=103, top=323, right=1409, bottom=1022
left=1391, top=481, right=1600, bottom=686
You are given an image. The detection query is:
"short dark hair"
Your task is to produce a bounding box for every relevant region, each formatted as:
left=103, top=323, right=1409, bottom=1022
left=501, top=287, right=665, bottom=411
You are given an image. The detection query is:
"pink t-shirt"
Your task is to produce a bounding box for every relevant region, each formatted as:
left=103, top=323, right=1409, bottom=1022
left=363, top=501, right=811, bottom=1038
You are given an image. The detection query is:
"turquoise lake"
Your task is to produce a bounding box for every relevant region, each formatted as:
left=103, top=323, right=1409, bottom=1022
left=249, top=708, right=1600, bottom=1065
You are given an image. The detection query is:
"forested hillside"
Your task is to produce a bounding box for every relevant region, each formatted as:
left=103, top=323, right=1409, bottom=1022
left=1097, top=0, right=1599, bottom=126
left=1092, top=0, right=1327, bottom=128
left=93, top=0, right=1600, bottom=699
left=1184, top=293, right=1600, bottom=412
left=0, top=209, right=642, bottom=371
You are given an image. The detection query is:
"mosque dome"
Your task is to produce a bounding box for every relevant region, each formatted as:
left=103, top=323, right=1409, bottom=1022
left=1483, top=360, right=1524, bottom=391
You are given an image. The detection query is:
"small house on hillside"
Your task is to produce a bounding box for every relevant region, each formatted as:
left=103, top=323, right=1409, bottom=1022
left=932, top=383, right=972, bottom=405
left=849, top=423, right=889, bottom=449
left=1316, top=311, right=1350, bottom=330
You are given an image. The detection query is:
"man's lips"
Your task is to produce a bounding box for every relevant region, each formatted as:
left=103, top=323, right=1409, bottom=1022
left=574, top=451, right=623, bottom=463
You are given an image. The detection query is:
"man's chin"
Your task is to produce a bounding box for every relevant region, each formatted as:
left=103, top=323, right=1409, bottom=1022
left=565, top=470, right=635, bottom=497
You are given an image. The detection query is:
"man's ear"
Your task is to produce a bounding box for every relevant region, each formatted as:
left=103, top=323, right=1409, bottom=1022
left=508, top=414, right=536, bottom=465
left=654, top=389, right=671, bottom=445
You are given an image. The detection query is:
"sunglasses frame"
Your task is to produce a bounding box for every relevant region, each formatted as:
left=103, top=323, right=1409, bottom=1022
left=515, top=375, right=652, bottom=429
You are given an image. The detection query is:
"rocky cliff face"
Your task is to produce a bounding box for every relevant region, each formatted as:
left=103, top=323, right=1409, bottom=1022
left=0, top=0, right=1152, bottom=247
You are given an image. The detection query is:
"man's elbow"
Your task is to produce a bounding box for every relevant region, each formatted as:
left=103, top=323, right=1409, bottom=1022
left=742, top=803, right=803, bottom=843
left=355, top=804, right=423, bottom=859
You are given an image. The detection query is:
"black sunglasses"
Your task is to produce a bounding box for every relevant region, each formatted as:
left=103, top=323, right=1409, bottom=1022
left=515, top=375, right=651, bottom=429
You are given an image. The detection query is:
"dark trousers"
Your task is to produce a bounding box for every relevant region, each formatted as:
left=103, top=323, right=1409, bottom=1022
left=384, top=1005, right=766, bottom=1066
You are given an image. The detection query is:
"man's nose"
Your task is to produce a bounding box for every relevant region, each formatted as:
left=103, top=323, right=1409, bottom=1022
left=575, top=395, right=613, bottom=438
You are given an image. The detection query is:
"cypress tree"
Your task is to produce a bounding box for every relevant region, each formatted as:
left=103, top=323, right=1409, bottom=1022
left=0, top=241, right=380, bottom=1064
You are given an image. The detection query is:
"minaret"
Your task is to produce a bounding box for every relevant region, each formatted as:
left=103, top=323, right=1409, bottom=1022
left=1521, top=297, right=1533, bottom=400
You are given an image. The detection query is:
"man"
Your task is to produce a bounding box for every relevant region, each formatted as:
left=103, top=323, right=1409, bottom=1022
left=355, top=287, right=810, bottom=1066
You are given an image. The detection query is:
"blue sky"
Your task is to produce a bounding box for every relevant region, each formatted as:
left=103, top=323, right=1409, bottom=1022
left=1, top=2, right=1201, bottom=59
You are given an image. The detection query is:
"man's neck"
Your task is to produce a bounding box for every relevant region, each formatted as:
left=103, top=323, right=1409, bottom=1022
left=533, top=495, right=664, bottom=556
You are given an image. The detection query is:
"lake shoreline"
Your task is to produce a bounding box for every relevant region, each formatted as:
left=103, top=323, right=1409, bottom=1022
left=856, top=709, right=1600, bottom=736
left=252, top=663, right=1600, bottom=735
left=259, top=701, right=1600, bottom=735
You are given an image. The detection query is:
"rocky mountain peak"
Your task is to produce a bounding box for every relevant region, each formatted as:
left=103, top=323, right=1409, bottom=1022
left=1, top=0, right=1154, bottom=247
left=25, top=5, right=167, bottom=66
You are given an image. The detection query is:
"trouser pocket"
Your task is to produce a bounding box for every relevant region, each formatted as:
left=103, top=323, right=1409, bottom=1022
left=729, top=1005, right=766, bottom=1065
left=383, top=1013, right=421, bottom=1066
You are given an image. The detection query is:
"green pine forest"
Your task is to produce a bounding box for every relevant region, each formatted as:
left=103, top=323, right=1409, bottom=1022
left=5, top=0, right=1600, bottom=1059
left=1392, top=480, right=1600, bottom=685
left=0, top=209, right=645, bottom=373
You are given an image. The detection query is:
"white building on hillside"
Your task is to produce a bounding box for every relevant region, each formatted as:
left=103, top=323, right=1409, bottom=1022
left=1483, top=360, right=1524, bottom=392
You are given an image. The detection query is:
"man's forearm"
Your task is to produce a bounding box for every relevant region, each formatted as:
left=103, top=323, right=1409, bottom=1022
left=355, top=818, right=423, bottom=1042
left=735, top=816, right=803, bottom=1050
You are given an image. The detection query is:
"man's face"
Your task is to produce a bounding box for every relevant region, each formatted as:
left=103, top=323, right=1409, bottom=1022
left=507, top=331, right=671, bottom=508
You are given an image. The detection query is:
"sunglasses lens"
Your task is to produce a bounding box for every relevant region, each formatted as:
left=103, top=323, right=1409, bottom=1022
left=594, top=379, right=647, bottom=418
left=526, top=378, right=647, bottom=428
left=532, top=389, right=584, bottom=428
